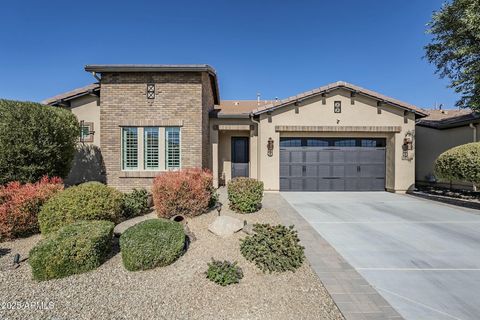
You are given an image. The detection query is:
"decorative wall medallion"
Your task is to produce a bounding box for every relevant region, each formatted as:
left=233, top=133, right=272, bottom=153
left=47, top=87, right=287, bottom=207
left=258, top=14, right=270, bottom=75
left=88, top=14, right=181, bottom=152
left=334, top=101, right=341, bottom=113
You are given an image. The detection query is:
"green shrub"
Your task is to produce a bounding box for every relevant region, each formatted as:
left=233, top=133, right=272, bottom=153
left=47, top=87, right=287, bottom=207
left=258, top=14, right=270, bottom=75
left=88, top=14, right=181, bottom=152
left=122, top=188, right=150, bottom=219
left=240, top=224, right=305, bottom=273
left=120, top=219, right=185, bottom=271
left=29, top=220, right=114, bottom=281
left=0, top=99, right=79, bottom=184
left=206, top=259, right=243, bottom=286
left=227, top=178, right=264, bottom=213
left=38, top=182, right=124, bottom=234
left=435, top=142, right=480, bottom=186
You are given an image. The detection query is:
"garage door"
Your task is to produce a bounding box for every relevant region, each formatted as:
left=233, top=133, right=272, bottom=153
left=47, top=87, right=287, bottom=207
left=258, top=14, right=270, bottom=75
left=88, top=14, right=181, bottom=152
left=280, top=138, right=386, bottom=191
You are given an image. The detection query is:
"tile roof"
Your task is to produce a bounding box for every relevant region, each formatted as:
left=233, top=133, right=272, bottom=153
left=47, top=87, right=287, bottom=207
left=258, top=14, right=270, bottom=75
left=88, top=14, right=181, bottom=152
left=213, top=81, right=428, bottom=118
left=416, top=109, right=480, bottom=129
left=42, top=83, right=100, bottom=105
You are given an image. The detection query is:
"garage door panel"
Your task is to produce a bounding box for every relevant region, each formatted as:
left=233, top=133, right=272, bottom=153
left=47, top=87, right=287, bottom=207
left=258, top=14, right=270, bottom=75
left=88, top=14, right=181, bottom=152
left=290, top=151, right=303, bottom=163
left=332, top=165, right=345, bottom=177
left=290, top=178, right=304, bottom=191
left=304, top=178, right=317, bottom=191
left=344, top=165, right=357, bottom=177
left=280, top=165, right=290, bottom=177
left=318, top=165, right=330, bottom=177
left=280, top=178, right=290, bottom=190
left=317, top=179, right=331, bottom=191
left=331, top=179, right=345, bottom=191
left=345, top=151, right=358, bottom=163
left=360, top=164, right=385, bottom=177
left=345, top=178, right=358, bottom=190
left=280, top=151, right=290, bottom=163
left=332, top=151, right=345, bottom=162
left=318, top=151, right=330, bottom=163
left=290, top=165, right=303, bottom=177
left=305, top=165, right=317, bottom=177
left=305, top=151, right=317, bottom=162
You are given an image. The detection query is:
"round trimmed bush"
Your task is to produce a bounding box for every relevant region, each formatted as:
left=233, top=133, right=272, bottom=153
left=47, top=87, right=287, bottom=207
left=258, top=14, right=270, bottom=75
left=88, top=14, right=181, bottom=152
left=435, top=142, right=480, bottom=185
left=227, top=178, right=264, bottom=213
left=122, top=188, right=150, bottom=219
left=29, top=220, right=114, bottom=281
left=120, top=219, right=185, bottom=271
left=38, top=182, right=124, bottom=234
left=240, top=224, right=305, bottom=273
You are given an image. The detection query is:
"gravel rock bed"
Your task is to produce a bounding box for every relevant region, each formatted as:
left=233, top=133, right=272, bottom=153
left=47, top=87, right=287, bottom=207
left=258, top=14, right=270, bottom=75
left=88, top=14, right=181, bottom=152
left=0, top=204, right=344, bottom=320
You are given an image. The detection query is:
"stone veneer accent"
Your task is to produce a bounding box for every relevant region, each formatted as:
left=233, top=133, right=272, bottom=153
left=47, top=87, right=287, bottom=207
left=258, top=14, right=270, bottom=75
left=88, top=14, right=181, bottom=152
left=100, top=72, right=214, bottom=192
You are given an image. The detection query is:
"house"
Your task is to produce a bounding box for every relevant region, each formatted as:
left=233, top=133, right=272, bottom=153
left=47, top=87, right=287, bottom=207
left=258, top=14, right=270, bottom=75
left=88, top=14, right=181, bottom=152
left=416, top=109, right=480, bottom=188
left=43, top=64, right=428, bottom=192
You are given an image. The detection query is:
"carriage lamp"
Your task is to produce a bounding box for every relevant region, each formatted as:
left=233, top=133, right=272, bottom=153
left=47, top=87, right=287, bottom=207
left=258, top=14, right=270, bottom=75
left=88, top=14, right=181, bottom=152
left=267, top=138, right=274, bottom=157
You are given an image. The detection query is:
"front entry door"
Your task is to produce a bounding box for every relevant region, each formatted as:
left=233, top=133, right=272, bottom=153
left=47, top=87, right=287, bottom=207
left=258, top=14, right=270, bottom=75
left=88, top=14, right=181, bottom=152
left=231, top=137, right=249, bottom=178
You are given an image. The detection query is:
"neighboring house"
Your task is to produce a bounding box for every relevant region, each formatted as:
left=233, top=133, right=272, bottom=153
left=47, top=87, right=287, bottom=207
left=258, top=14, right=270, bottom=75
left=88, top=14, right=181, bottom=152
left=43, top=64, right=427, bottom=192
left=416, top=109, right=480, bottom=188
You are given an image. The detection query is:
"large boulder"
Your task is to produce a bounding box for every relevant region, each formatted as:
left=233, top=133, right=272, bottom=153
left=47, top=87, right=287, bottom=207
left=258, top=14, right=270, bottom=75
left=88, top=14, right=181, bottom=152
left=208, top=215, right=244, bottom=237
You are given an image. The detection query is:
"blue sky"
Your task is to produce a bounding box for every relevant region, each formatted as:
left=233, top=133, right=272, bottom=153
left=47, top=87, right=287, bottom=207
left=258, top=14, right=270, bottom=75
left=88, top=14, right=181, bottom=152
left=0, top=0, right=458, bottom=109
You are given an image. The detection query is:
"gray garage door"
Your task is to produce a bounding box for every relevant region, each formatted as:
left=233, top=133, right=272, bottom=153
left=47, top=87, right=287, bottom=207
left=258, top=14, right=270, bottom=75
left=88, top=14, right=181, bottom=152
left=280, top=138, right=386, bottom=191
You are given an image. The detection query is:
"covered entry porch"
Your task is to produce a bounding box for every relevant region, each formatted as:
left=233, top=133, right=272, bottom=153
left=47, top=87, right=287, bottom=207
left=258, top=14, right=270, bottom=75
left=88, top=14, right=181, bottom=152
left=210, top=121, right=258, bottom=188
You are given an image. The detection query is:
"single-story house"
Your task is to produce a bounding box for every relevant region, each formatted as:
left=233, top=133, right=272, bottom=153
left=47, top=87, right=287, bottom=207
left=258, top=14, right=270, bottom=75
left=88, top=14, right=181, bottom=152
left=43, top=64, right=428, bottom=193
left=416, top=109, right=480, bottom=188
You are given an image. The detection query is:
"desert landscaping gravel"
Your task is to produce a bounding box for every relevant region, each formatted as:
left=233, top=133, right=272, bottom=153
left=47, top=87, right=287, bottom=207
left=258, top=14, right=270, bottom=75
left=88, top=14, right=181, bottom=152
left=0, top=196, right=344, bottom=320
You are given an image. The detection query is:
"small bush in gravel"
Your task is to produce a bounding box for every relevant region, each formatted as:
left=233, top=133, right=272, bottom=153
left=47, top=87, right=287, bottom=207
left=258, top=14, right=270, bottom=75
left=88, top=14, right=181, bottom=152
left=435, top=142, right=480, bottom=186
left=0, top=176, right=63, bottom=240
left=122, top=188, right=150, bottom=219
left=152, top=168, right=215, bottom=218
left=240, top=224, right=305, bottom=273
left=29, top=220, right=114, bottom=281
left=120, top=219, right=185, bottom=271
left=206, top=259, right=243, bottom=286
left=38, top=182, right=124, bottom=234
left=227, top=178, right=264, bottom=213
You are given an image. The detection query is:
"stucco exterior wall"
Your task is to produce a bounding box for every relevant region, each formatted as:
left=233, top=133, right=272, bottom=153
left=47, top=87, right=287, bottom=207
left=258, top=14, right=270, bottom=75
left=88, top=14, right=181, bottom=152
left=70, top=95, right=100, bottom=146
left=256, top=89, right=416, bottom=192
left=415, top=124, right=478, bottom=184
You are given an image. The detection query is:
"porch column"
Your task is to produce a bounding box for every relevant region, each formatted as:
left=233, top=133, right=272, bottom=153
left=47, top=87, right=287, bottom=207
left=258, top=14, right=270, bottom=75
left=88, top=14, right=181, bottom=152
left=211, top=125, right=219, bottom=188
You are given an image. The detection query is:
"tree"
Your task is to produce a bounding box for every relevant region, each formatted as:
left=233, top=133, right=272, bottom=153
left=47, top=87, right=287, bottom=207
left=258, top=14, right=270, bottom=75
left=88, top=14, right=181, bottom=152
left=425, top=0, right=480, bottom=110
left=0, top=99, right=79, bottom=184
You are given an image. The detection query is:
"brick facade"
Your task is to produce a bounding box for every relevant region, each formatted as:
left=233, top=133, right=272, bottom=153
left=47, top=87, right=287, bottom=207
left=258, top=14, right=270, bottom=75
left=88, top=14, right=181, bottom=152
left=100, top=72, right=214, bottom=192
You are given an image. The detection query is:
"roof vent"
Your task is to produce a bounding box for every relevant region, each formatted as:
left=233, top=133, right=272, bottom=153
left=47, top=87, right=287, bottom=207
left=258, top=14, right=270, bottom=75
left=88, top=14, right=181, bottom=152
left=234, top=102, right=239, bottom=106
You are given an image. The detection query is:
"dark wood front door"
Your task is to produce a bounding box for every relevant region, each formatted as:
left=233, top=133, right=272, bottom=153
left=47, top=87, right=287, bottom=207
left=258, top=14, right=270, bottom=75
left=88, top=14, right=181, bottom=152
left=231, top=137, right=249, bottom=178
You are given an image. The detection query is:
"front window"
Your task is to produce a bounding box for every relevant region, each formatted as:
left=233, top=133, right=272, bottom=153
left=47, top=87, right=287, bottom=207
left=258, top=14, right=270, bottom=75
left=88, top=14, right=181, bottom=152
left=122, top=127, right=138, bottom=170
left=79, top=122, right=94, bottom=143
left=166, top=127, right=181, bottom=170
left=144, top=127, right=159, bottom=170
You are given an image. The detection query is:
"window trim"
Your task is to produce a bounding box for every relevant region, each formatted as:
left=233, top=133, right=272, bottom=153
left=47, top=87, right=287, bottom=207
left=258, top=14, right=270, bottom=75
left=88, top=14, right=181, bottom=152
left=79, top=121, right=94, bottom=143
left=165, top=127, right=181, bottom=170
left=121, top=127, right=139, bottom=171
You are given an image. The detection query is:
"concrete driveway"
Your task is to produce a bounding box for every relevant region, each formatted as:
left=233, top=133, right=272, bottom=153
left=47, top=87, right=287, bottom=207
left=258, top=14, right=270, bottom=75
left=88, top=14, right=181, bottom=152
left=281, top=192, right=480, bottom=320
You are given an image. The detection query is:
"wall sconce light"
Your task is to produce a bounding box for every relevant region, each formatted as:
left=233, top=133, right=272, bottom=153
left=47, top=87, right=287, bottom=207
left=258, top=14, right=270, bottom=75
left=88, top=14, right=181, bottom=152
left=267, top=137, right=274, bottom=157
left=402, top=131, right=414, bottom=160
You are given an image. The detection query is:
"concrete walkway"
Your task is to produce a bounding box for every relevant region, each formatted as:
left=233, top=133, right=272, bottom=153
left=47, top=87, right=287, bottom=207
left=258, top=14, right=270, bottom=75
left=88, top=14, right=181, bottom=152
left=264, top=193, right=402, bottom=320
left=280, top=192, right=480, bottom=320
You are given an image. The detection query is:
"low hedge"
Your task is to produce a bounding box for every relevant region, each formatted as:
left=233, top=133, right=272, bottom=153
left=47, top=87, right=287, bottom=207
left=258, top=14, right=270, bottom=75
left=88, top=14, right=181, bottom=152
left=29, top=220, right=114, bottom=281
left=38, top=182, right=124, bottom=234
left=435, top=142, right=480, bottom=185
left=227, top=178, right=264, bottom=213
left=240, top=224, right=305, bottom=273
left=122, top=188, right=150, bottom=219
left=152, top=169, right=215, bottom=218
left=0, top=177, right=63, bottom=240
left=120, top=219, right=185, bottom=271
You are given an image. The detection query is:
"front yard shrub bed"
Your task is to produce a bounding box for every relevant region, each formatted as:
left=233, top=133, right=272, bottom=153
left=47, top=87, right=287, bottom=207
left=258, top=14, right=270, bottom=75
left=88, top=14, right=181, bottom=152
left=122, top=188, right=150, bottom=219
left=240, top=224, right=305, bottom=273
left=152, top=168, right=215, bottom=218
left=206, top=259, right=243, bottom=286
left=0, top=99, right=79, bottom=185
left=29, top=220, right=114, bottom=281
left=38, top=182, right=124, bottom=234
left=0, top=177, right=63, bottom=240
left=227, top=178, right=264, bottom=213
left=120, top=219, right=185, bottom=271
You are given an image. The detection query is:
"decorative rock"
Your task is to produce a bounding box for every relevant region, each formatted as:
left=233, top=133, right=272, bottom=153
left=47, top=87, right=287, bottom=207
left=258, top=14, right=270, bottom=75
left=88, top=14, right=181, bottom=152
left=208, top=215, right=244, bottom=237
left=242, top=223, right=255, bottom=235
